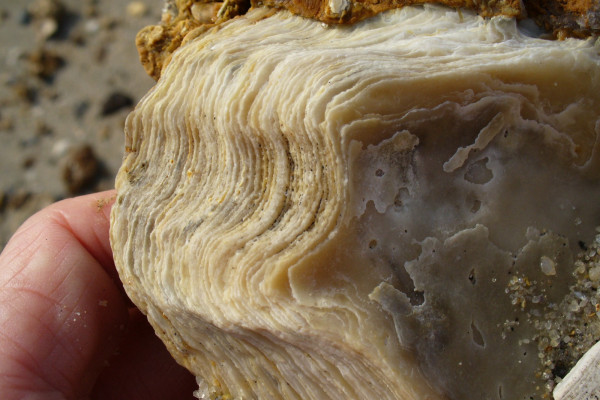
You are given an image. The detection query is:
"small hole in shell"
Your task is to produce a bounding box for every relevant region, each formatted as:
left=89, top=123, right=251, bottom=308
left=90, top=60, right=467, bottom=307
left=471, top=199, right=481, bottom=213
left=468, top=268, right=476, bottom=285
left=471, top=321, right=485, bottom=347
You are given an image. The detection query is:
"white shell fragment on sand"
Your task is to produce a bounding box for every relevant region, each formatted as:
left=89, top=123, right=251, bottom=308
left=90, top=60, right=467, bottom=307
left=554, top=340, right=600, bottom=400
left=110, top=5, right=600, bottom=400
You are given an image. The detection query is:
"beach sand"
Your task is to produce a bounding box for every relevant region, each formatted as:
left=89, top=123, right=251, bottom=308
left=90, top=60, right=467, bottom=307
left=0, top=0, right=164, bottom=249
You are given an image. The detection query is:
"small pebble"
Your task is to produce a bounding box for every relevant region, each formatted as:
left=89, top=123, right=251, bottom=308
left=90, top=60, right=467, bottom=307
left=27, top=48, right=65, bottom=81
left=35, top=120, right=53, bottom=136
left=19, top=9, right=32, bottom=25
left=84, top=19, right=100, bottom=34
left=191, top=2, right=220, bottom=23
left=61, top=144, right=100, bottom=194
left=52, top=139, right=71, bottom=158
left=28, top=0, right=67, bottom=41
left=101, top=92, right=133, bottom=116
left=12, top=82, right=38, bottom=104
left=540, top=256, right=557, bottom=276
left=37, top=18, right=58, bottom=40
left=589, top=266, right=600, bottom=282
left=74, top=100, right=90, bottom=119
left=127, top=1, right=148, bottom=17
left=22, top=157, right=36, bottom=169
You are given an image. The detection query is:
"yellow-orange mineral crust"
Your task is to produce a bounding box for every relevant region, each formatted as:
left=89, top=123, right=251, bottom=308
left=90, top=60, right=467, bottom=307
left=258, top=0, right=521, bottom=24
left=137, top=0, right=250, bottom=79
left=526, top=0, right=600, bottom=38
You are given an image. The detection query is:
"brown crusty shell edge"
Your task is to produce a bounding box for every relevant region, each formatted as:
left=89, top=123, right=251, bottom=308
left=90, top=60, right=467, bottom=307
left=136, top=0, right=600, bottom=80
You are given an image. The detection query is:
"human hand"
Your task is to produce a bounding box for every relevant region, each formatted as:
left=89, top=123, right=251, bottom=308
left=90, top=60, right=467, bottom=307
left=0, top=191, right=197, bottom=400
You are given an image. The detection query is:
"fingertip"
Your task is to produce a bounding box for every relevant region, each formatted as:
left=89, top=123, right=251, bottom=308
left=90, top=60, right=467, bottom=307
left=48, top=190, right=118, bottom=272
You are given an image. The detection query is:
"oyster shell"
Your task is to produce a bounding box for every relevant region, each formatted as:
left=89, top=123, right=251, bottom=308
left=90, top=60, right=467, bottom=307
left=111, top=4, right=600, bottom=400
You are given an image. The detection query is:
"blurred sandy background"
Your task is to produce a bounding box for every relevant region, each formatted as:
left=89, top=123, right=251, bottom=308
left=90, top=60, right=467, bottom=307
left=0, top=0, right=164, bottom=249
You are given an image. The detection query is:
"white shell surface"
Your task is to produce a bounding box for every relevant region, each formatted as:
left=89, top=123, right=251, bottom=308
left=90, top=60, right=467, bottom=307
left=111, top=5, right=600, bottom=400
left=554, top=340, right=600, bottom=400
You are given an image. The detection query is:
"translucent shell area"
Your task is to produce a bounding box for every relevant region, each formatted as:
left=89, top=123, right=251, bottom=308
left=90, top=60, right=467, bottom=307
left=111, top=6, right=600, bottom=400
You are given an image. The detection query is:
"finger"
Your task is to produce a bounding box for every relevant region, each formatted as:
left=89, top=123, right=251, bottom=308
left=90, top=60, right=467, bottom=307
left=0, top=191, right=129, bottom=399
left=2, top=190, right=118, bottom=283
left=91, top=309, right=197, bottom=400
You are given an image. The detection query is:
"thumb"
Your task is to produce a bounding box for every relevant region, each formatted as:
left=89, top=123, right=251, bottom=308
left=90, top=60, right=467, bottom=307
left=0, top=191, right=129, bottom=399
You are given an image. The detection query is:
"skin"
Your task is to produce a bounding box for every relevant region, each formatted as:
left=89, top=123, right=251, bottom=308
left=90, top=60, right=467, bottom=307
left=0, top=190, right=197, bottom=400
